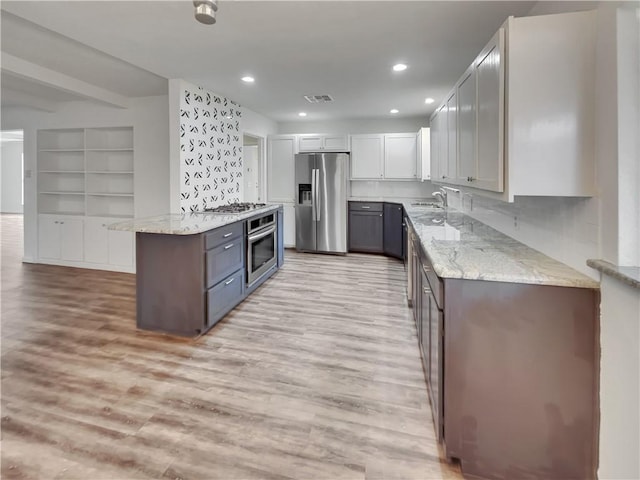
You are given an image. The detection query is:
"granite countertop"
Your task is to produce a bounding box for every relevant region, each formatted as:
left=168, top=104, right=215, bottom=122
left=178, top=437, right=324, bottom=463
left=109, top=204, right=282, bottom=235
left=586, top=259, right=640, bottom=290
left=403, top=203, right=599, bottom=289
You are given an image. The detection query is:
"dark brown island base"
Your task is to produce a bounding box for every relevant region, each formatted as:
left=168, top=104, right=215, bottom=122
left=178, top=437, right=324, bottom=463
left=134, top=206, right=284, bottom=337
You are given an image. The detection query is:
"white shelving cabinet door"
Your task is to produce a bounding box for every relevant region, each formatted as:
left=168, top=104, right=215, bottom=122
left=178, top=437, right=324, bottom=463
left=84, top=218, right=109, bottom=264
left=283, top=203, right=296, bottom=248
left=446, top=90, right=458, bottom=182
left=323, top=135, right=349, bottom=151
left=267, top=136, right=296, bottom=203
left=475, top=28, right=505, bottom=192
left=350, top=135, right=383, bottom=180
left=59, top=218, right=84, bottom=262
left=38, top=215, right=61, bottom=260
left=298, top=136, right=323, bottom=152
left=430, top=111, right=441, bottom=181
left=437, top=105, right=449, bottom=183
left=384, top=133, right=418, bottom=179
left=419, top=128, right=431, bottom=181
left=457, top=66, right=477, bottom=185
left=108, top=230, right=134, bottom=267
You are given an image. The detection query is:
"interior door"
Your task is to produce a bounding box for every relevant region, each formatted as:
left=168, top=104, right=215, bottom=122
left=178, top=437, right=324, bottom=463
left=294, top=153, right=316, bottom=251
left=316, top=153, right=347, bottom=253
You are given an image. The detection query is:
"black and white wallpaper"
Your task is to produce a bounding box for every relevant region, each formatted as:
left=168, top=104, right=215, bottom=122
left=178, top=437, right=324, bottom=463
left=179, top=83, right=243, bottom=213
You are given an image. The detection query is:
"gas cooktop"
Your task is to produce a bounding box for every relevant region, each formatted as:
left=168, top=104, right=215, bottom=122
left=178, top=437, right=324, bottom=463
left=203, top=202, right=267, bottom=214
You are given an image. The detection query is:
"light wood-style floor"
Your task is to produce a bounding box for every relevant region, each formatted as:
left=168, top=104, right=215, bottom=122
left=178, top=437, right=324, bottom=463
left=1, top=214, right=462, bottom=480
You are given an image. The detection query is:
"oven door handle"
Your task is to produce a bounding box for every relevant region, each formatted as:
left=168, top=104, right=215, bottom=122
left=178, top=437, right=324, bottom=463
left=248, top=225, right=276, bottom=242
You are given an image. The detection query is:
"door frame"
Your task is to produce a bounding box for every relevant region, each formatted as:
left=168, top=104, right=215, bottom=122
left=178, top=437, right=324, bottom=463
left=242, top=132, right=265, bottom=203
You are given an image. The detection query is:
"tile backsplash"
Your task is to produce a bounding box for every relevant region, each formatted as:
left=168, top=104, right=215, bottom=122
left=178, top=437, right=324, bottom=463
left=449, top=192, right=600, bottom=278
left=351, top=180, right=435, bottom=199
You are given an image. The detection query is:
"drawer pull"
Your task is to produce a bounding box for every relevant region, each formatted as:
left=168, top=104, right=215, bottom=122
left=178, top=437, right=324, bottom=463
left=223, top=232, right=233, bottom=238
left=361, top=206, right=371, bottom=209
left=224, top=243, right=234, bottom=250
left=225, top=278, right=235, bottom=286
left=423, top=288, right=431, bottom=294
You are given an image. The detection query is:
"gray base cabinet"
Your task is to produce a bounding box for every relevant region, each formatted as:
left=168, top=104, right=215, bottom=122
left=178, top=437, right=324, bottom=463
left=348, top=202, right=383, bottom=253
left=408, top=223, right=599, bottom=480
left=136, top=208, right=283, bottom=337
left=383, top=203, right=404, bottom=259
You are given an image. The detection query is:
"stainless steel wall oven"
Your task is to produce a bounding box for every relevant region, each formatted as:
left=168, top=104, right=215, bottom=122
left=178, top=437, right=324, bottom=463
left=246, top=212, right=277, bottom=287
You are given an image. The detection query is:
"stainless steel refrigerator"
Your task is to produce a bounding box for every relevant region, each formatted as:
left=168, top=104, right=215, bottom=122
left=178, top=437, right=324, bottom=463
left=295, top=152, right=349, bottom=254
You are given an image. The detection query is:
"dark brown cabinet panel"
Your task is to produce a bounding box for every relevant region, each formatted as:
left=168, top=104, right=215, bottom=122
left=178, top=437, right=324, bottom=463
left=383, top=203, right=404, bottom=259
left=205, top=238, right=243, bottom=288
left=207, top=269, right=244, bottom=328
left=349, top=211, right=384, bottom=253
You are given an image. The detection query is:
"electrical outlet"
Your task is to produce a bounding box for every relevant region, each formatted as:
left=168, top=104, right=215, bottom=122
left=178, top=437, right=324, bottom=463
left=514, top=216, right=519, bottom=229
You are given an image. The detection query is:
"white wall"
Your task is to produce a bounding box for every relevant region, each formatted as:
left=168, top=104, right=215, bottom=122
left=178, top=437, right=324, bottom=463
left=242, top=107, right=277, bottom=204
left=1, top=95, right=170, bottom=261
left=598, top=275, right=640, bottom=479
left=1, top=141, right=24, bottom=213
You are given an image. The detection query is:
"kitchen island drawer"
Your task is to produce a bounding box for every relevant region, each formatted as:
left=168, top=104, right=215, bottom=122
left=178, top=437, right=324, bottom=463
left=205, top=222, right=243, bottom=250
left=349, top=201, right=383, bottom=212
left=206, top=239, right=243, bottom=288
left=207, top=269, right=244, bottom=328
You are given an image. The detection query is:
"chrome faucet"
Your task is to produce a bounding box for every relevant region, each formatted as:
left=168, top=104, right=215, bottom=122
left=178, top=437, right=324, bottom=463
left=432, top=188, right=447, bottom=207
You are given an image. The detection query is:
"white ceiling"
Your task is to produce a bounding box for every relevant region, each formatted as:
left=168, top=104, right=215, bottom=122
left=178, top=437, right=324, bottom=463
left=1, top=1, right=537, bottom=122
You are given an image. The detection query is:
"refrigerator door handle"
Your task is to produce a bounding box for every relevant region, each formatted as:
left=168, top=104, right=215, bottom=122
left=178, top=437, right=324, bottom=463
left=315, top=168, right=321, bottom=222
left=311, top=168, right=317, bottom=221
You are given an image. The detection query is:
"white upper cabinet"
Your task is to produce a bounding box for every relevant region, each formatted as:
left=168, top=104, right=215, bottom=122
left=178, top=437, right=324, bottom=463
left=430, top=10, right=596, bottom=202
left=418, top=127, right=431, bottom=181
left=298, top=134, right=349, bottom=152
left=267, top=135, right=297, bottom=203
left=384, top=133, right=418, bottom=180
left=350, top=134, right=384, bottom=180
left=475, top=29, right=504, bottom=192
left=456, top=65, right=477, bottom=185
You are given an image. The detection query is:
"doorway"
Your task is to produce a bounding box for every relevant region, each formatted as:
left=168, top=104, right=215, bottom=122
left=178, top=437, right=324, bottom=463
left=1, top=130, right=24, bottom=214
left=243, top=133, right=263, bottom=203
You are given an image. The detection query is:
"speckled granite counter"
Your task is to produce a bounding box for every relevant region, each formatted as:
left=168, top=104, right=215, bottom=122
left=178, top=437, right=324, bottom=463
left=109, top=204, right=281, bottom=235
left=587, top=259, right=640, bottom=289
left=403, top=203, right=598, bottom=289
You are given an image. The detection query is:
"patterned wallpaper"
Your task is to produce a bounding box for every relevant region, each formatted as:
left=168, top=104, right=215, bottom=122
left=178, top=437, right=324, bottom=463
left=179, top=84, right=243, bottom=212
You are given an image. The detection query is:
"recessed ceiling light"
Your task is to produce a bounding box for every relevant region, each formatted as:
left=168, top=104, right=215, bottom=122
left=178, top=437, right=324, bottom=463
left=241, top=76, right=255, bottom=83
left=390, top=109, right=399, bottom=114
left=425, top=97, right=435, bottom=104
left=298, top=112, right=307, bottom=117
left=392, top=64, right=408, bottom=72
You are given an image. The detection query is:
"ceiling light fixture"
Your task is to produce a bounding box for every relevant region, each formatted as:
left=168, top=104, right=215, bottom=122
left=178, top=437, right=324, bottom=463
left=298, top=112, right=307, bottom=117
left=390, top=109, right=399, bottom=114
left=392, top=63, right=408, bottom=72
left=241, top=76, right=255, bottom=83
left=425, top=97, right=435, bottom=104
left=193, top=0, right=218, bottom=25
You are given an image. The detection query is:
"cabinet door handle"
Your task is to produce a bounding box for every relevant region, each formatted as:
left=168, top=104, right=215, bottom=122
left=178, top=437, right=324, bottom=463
left=423, top=288, right=431, bottom=294
left=224, top=243, right=234, bottom=250
left=379, top=214, right=383, bottom=217
left=223, top=232, right=233, bottom=238
left=225, top=277, right=235, bottom=285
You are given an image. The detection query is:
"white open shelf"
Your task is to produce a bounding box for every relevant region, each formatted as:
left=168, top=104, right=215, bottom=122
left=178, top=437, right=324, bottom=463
left=37, top=127, right=134, bottom=218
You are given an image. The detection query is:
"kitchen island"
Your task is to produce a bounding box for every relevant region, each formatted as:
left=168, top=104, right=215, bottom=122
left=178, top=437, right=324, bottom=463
left=400, top=202, right=600, bottom=480
left=110, top=204, right=284, bottom=336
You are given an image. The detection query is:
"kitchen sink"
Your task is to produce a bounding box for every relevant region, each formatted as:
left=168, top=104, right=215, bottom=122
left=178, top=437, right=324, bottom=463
left=411, top=202, right=443, bottom=208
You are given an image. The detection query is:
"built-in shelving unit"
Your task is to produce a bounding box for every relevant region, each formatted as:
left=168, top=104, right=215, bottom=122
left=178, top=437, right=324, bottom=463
left=37, top=127, right=134, bottom=218
left=36, top=127, right=135, bottom=273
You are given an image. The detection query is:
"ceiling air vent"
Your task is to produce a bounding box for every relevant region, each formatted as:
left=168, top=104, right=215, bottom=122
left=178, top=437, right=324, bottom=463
left=303, top=94, right=334, bottom=103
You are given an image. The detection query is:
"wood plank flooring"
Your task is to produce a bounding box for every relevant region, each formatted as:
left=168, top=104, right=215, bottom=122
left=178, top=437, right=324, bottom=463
left=1, top=214, right=462, bottom=479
